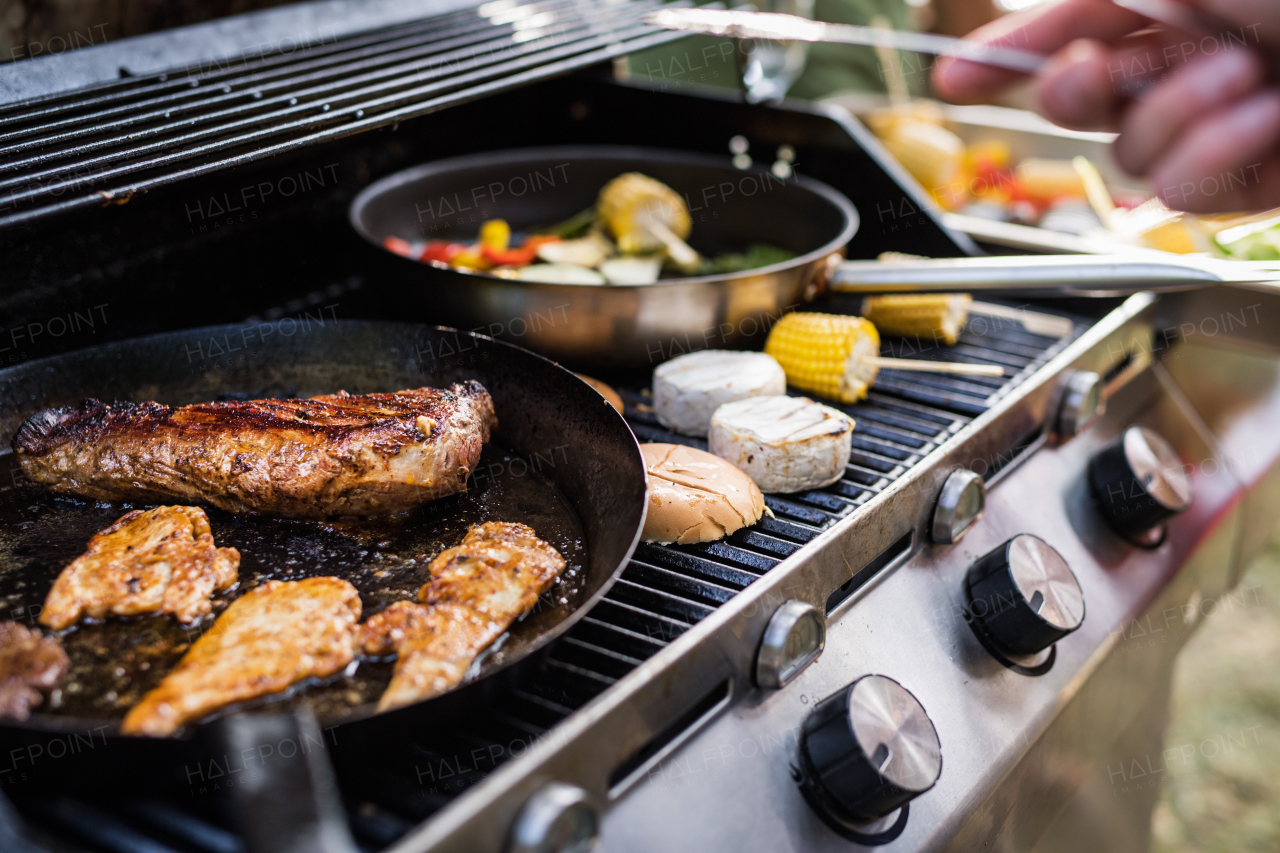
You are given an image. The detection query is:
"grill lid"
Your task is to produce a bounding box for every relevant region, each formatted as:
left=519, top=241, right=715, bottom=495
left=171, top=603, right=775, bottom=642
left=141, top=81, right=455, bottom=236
left=0, top=0, right=686, bottom=229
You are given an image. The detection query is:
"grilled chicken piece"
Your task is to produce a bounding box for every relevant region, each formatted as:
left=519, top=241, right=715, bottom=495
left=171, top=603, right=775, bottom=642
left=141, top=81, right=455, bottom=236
left=121, top=577, right=361, bottom=736
left=0, top=621, right=68, bottom=721
left=40, top=506, right=240, bottom=631
left=361, top=522, right=566, bottom=711
left=13, top=382, right=496, bottom=519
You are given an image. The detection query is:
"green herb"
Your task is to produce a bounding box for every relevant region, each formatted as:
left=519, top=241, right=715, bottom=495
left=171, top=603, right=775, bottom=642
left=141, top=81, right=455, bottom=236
left=537, top=206, right=598, bottom=240
left=697, top=243, right=797, bottom=275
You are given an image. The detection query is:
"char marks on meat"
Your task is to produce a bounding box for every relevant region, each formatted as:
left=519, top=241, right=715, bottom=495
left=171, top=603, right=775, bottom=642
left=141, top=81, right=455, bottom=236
left=121, top=577, right=362, bottom=737
left=0, top=621, right=68, bottom=721
left=13, top=382, right=497, bottom=519
left=40, top=506, right=240, bottom=630
left=361, top=521, right=566, bottom=711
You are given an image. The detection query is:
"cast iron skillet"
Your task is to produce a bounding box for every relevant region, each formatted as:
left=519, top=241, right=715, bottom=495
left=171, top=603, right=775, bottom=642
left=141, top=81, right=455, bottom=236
left=350, top=145, right=859, bottom=371
left=0, top=321, right=646, bottom=788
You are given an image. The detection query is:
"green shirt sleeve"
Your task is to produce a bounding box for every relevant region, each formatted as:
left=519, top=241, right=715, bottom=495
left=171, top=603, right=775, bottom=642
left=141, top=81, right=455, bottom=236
left=788, top=0, right=926, bottom=100
left=626, top=0, right=925, bottom=101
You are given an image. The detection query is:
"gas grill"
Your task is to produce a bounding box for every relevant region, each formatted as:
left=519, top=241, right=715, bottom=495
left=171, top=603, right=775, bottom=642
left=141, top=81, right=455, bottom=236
left=4, top=3, right=1280, bottom=853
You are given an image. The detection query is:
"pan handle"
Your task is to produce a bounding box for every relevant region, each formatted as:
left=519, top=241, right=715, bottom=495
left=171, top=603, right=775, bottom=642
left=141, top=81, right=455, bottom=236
left=828, top=254, right=1275, bottom=296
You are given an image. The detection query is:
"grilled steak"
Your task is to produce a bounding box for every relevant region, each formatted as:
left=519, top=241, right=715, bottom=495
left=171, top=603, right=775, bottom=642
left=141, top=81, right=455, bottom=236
left=13, top=382, right=497, bottom=519
left=40, top=506, right=240, bottom=630
left=121, top=577, right=362, bottom=736
left=361, top=521, right=566, bottom=710
left=0, top=621, right=68, bottom=721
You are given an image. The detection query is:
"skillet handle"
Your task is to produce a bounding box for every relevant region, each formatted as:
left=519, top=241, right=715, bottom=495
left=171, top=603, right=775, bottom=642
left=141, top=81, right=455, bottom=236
left=828, top=254, right=1235, bottom=296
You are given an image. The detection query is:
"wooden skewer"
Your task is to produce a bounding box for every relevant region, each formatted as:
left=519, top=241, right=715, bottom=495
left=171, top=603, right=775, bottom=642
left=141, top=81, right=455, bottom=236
left=968, top=302, right=1074, bottom=338
left=648, top=220, right=701, bottom=272
left=862, top=356, right=1005, bottom=377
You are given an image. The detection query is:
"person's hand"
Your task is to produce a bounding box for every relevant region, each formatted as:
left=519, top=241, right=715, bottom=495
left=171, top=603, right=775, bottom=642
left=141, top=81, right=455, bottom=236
left=932, top=0, right=1280, bottom=213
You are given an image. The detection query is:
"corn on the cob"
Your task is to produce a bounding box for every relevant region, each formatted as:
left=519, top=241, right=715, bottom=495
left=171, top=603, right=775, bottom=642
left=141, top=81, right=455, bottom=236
left=860, top=294, right=973, bottom=346
left=1015, top=159, right=1086, bottom=201
left=597, top=173, right=692, bottom=254
left=877, top=119, right=964, bottom=193
left=763, top=313, right=880, bottom=404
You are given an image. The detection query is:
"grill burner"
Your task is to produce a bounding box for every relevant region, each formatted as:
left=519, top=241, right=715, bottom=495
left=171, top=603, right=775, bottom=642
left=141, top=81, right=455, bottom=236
left=0, top=0, right=686, bottom=228
left=3, top=311, right=1079, bottom=852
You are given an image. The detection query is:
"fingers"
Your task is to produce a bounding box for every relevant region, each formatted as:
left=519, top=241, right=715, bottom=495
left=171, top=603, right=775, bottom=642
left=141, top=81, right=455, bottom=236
left=1036, top=40, right=1126, bottom=131
left=1150, top=90, right=1280, bottom=213
left=1200, top=0, right=1280, bottom=51
left=1115, top=48, right=1268, bottom=175
left=932, top=0, right=1147, bottom=104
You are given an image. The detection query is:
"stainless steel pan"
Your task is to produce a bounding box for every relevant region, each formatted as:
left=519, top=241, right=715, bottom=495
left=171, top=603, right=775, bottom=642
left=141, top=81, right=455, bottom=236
left=350, top=146, right=1280, bottom=371
left=349, top=145, right=858, bottom=371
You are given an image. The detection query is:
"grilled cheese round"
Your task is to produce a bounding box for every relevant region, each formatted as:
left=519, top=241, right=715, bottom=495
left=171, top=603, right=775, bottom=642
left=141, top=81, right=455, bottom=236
left=653, top=350, right=786, bottom=437
left=708, top=396, right=854, bottom=493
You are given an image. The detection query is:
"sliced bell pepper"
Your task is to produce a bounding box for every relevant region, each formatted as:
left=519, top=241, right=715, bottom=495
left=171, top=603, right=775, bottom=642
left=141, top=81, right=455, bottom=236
left=420, top=241, right=468, bottom=263
left=479, top=219, right=511, bottom=252
left=481, top=244, right=537, bottom=266
left=382, top=236, right=415, bottom=258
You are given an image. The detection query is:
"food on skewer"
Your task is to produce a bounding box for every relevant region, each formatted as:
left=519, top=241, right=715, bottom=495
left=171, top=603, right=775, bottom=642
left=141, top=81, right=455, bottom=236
left=13, top=382, right=497, bottom=519
left=860, top=294, right=973, bottom=346
left=709, top=396, right=855, bottom=493
left=597, top=172, right=700, bottom=271
left=0, top=621, right=68, bottom=721
left=764, top=313, right=881, bottom=404
left=361, top=522, right=566, bottom=711
left=653, top=350, right=787, bottom=437
left=121, top=577, right=362, bottom=736
left=40, top=506, right=239, bottom=630
left=640, top=443, right=767, bottom=545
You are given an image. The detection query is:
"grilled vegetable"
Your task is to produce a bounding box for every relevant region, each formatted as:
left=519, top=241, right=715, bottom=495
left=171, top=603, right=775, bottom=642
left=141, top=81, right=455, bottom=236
left=422, top=241, right=468, bottom=264
left=764, top=312, right=881, bottom=404
left=536, top=231, right=613, bottom=267
left=1015, top=159, right=1087, bottom=202
left=699, top=243, right=797, bottom=275
left=600, top=256, right=662, bottom=285
left=479, top=219, right=511, bottom=251
left=383, top=236, right=415, bottom=257
left=860, top=294, right=973, bottom=346
left=876, top=119, right=963, bottom=197
left=516, top=264, right=606, bottom=284
left=598, top=173, right=691, bottom=252
left=598, top=172, right=700, bottom=272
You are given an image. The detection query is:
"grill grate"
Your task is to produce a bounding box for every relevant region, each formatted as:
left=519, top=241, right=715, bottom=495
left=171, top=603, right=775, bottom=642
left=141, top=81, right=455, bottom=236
left=0, top=0, right=686, bottom=229
left=7, top=312, right=1080, bottom=852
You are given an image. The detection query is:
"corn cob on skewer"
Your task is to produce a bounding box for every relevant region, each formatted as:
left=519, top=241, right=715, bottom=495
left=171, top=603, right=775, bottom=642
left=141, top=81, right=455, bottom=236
left=597, top=173, right=700, bottom=270
left=764, top=313, right=881, bottom=404
left=860, top=294, right=973, bottom=346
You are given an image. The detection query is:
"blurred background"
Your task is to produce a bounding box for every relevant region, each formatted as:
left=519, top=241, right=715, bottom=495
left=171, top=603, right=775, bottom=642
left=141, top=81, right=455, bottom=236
left=1151, top=529, right=1280, bottom=853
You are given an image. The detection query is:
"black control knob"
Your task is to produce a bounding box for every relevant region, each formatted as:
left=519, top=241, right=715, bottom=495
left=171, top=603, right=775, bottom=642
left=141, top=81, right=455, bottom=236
left=965, top=534, right=1085, bottom=656
left=799, top=676, right=941, bottom=827
left=1088, top=426, right=1193, bottom=541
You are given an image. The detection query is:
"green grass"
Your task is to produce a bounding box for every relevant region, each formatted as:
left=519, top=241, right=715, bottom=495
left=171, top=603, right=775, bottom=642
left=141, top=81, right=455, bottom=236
left=1152, top=529, right=1280, bottom=853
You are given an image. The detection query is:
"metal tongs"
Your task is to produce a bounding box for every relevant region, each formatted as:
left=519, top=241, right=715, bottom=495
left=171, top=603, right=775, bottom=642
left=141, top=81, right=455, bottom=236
left=645, top=7, right=1047, bottom=74
left=830, top=254, right=1280, bottom=297
left=648, top=1, right=1277, bottom=81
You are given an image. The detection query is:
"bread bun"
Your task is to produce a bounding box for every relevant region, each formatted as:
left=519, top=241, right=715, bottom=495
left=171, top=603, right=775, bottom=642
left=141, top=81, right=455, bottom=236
left=641, top=443, right=766, bottom=545
left=575, top=373, right=624, bottom=414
